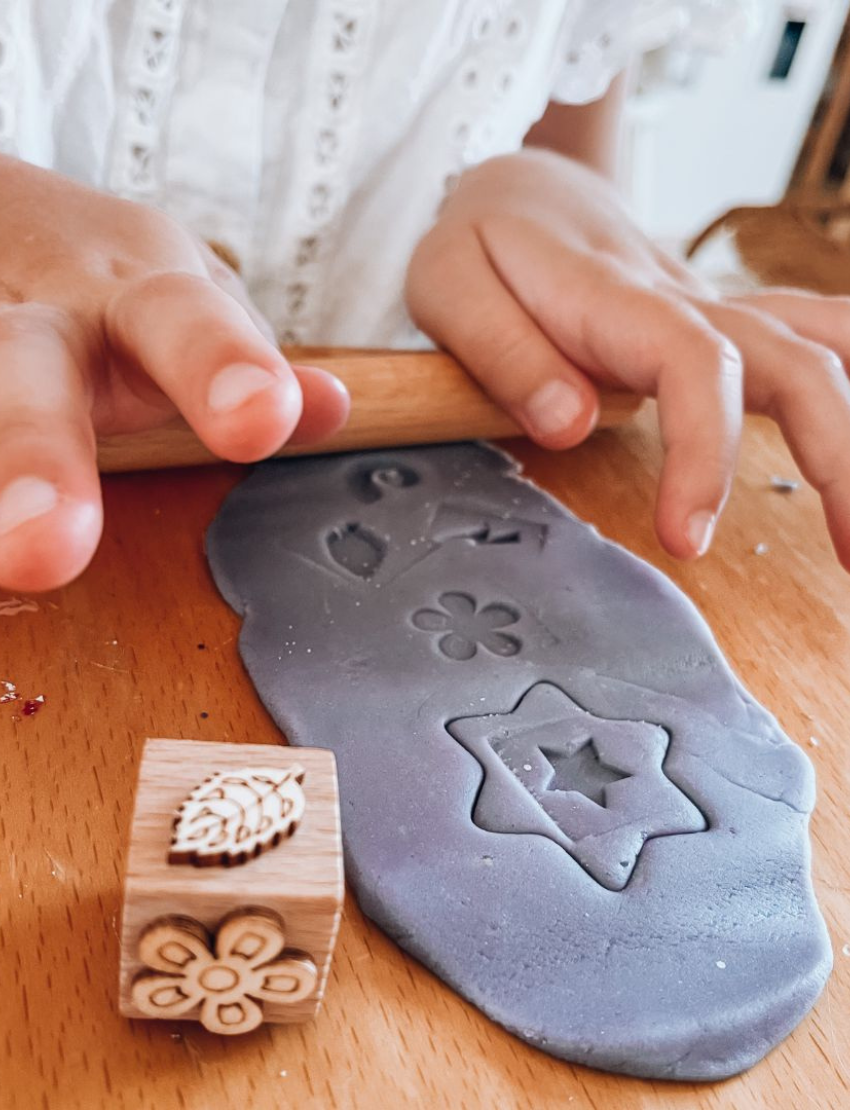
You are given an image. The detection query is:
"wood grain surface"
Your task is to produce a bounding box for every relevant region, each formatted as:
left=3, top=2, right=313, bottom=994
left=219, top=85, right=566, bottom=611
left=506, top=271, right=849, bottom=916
left=95, top=350, right=641, bottom=473
left=1, top=404, right=848, bottom=1110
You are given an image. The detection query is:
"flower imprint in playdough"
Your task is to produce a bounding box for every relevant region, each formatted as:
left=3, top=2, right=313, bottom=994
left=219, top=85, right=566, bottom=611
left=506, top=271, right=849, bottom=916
left=412, top=591, right=521, bottom=660
left=131, top=910, right=317, bottom=1035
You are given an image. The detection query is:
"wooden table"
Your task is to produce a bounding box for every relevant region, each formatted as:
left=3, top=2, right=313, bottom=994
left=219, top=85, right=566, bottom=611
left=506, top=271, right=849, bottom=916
left=2, top=404, right=848, bottom=1110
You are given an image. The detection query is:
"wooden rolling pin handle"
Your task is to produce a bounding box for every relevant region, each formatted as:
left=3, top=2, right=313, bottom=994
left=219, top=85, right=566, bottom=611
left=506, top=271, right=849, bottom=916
left=96, top=350, right=641, bottom=474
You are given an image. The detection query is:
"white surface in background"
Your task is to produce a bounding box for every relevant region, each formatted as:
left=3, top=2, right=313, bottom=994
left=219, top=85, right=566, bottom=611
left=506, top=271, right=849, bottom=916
left=628, top=0, right=850, bottom=243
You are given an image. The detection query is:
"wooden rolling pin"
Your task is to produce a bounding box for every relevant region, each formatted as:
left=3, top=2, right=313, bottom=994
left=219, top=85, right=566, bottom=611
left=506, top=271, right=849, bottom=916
left=96, top=349, right=641, bottom=473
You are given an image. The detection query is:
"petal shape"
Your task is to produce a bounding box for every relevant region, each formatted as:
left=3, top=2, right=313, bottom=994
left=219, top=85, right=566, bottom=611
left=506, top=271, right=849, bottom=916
left=476, top=603, right=519, bottom=630
left=438, top=592, right=476, bottom=618
left=137, top=917, right=212, bottom=974
left=438, top=632, right=477, bottom=661
left=412, top=608, right=451, bottom=632
left=249, top=956, right=318, bottom=1005
left=200, top=994, right=264, bottom=1036
left=131, top=972, right=204, bottom=1018
left=481, top=631, right=521, bottom=657
left=215, top=909, right=286, bottom=968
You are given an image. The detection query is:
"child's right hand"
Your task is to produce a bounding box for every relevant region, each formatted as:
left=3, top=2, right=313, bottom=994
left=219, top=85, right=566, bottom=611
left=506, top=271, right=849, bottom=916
left=0, top=157, right=350, bottom=593
left=406, top=150, right=850, bottom=570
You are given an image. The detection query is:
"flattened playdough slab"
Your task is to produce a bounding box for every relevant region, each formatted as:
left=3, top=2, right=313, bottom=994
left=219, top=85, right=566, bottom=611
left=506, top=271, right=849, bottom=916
left=207, top=444, right=831, bottom=1080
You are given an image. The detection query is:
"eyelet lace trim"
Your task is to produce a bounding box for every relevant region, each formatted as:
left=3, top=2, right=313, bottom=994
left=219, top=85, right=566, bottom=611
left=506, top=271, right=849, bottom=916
left=0, top=4, right=21, bottom=153
left=275, top=1, right=378, bottom=346
left=107, top=0, right=187, bottom=198
left=553, top=0, right=763, bottom=105
left=443, top=3, right=528, bottom=195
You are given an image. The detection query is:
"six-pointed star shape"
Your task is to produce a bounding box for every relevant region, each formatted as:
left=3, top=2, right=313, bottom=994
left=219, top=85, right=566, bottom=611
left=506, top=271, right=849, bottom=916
left=448, top=682, right=707, bottom=890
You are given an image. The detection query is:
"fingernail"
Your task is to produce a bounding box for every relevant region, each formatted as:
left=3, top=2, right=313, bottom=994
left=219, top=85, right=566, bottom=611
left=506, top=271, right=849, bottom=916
left=524, top=380, right=585, bottom=440
left=687, top=510, right=716, bottom=557
left=208, top=363, right=276, bottom=413
left=293, top=364, right=351, bottom=400
left=0, top=476, right=59, bottom=536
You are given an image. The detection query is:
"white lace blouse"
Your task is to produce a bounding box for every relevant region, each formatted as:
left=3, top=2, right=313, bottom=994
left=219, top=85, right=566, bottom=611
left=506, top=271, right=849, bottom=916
left=0, top=0, right=753, bottom=346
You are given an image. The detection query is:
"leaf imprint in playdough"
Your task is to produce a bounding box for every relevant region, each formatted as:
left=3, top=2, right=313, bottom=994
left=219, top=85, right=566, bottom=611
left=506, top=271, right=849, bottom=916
left=326, top=522, right=387, bottom=579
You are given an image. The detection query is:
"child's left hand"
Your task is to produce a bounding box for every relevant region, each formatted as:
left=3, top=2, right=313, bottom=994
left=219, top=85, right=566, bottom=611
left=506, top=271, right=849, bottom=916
left=405, top=149, right=850, bottom=569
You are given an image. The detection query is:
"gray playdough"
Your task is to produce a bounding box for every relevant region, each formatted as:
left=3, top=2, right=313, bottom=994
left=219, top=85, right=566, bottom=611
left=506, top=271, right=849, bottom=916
left=206, top=443, right=831, bottom=1081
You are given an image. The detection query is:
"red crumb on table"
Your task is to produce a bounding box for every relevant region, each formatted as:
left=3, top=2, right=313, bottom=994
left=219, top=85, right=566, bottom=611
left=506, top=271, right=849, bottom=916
left=3, top=683, right=47, bottom=717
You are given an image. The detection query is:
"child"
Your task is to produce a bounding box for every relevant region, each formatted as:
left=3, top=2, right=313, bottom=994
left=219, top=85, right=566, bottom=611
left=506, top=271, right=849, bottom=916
left=0, top=0, right=847, bottom=594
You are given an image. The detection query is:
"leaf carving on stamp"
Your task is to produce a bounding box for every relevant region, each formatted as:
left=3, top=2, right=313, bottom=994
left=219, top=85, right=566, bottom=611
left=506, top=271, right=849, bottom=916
left=169, top=765, right=307, bottom=867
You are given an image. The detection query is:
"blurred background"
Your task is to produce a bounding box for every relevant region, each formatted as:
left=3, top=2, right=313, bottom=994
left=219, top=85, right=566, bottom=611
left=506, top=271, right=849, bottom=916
left=627, top=0, right=850, bottom=290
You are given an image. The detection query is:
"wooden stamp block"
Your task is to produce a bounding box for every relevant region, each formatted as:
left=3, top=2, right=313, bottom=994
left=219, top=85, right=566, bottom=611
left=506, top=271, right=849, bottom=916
left=119, top=738, right=343, bottom=1035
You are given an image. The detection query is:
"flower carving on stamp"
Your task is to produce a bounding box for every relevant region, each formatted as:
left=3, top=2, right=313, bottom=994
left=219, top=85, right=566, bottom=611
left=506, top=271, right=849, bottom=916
left=131, top=909, right=318, bottom=1035
left=412, top=591, right=521, bottom=660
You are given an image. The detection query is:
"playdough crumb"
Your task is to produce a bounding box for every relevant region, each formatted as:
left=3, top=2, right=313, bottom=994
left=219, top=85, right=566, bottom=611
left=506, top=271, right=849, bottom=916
left=770, top=476, right=800, bottom=493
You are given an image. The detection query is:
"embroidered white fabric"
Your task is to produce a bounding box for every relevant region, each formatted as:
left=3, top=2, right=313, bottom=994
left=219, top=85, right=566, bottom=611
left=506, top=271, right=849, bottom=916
left=0, top=0, right=758, bottom=346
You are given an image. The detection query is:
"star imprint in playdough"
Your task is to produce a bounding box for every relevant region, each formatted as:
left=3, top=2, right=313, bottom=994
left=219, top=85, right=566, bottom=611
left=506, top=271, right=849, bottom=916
left=539, top=740, right=630, bottom=805
left=448, top=682, right=707, bottom=891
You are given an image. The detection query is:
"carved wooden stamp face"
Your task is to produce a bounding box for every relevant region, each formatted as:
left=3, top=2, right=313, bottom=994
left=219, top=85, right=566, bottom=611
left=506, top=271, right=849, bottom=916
left=169, top=765, right=306, bottom=867
left=131, top=909, right=317, bottom=1035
